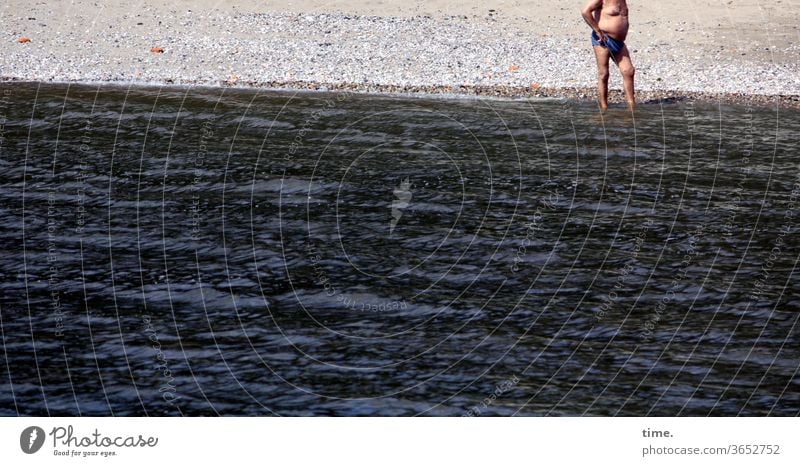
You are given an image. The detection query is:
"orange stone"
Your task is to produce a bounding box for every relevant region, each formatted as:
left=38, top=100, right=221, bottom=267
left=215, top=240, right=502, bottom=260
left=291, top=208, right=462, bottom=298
left=150, top=47, right=164, bottom=53
left=509, top=65, right=520, bottom=71
left=18, top=37, right=31, bottom=43
left=530, top=83, right=541, bottom=89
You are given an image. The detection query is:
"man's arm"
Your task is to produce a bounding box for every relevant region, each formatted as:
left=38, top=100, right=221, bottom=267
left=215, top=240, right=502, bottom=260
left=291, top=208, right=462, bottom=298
left=581, top=0, right=606, bottom=42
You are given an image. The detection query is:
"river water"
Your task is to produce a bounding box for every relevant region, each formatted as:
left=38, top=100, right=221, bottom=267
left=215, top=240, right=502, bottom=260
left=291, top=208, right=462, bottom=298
left=0, top=83, right=798, bottom=415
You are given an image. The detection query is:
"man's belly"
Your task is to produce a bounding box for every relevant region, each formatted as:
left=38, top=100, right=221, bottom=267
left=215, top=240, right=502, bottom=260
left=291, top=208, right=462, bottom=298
left=598, top=17, right=629, bottom=41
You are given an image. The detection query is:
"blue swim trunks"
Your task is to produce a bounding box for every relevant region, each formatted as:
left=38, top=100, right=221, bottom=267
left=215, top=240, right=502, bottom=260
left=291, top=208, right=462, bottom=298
left=591, top=31, right=625, bottom=55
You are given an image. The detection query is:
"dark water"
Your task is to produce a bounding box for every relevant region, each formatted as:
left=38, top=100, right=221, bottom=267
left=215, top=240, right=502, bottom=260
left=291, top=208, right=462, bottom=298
left=0, top=82, right=798, bottom=416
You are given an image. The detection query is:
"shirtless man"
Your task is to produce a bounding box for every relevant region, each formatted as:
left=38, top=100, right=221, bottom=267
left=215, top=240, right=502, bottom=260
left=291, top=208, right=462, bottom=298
left=581, top=0, right=635, bottom=111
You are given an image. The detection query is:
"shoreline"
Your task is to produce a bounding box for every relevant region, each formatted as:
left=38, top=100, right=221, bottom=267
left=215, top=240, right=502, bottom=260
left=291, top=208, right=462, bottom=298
left=2, top=2, right=798, bottom=109
left=3, top=77, right=798, bottom=110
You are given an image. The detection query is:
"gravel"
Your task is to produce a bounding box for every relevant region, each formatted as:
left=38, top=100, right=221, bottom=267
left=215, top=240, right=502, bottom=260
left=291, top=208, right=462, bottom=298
left=2, top=11, right=798, bottom=107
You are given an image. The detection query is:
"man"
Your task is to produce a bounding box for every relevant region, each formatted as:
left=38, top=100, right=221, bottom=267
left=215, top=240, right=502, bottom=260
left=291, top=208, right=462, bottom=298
left=581, top=0, right=635, bottom=111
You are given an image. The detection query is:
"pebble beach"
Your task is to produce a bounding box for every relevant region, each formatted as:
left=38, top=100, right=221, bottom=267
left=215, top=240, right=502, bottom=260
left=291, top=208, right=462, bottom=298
left=1, top=0, right=799, bottom=106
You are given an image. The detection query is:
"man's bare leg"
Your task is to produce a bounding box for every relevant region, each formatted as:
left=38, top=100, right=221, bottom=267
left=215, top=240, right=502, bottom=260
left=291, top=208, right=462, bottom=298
left=614, top=45, right=636, bottom=111
left=593, top=45, right=610, bottom=112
